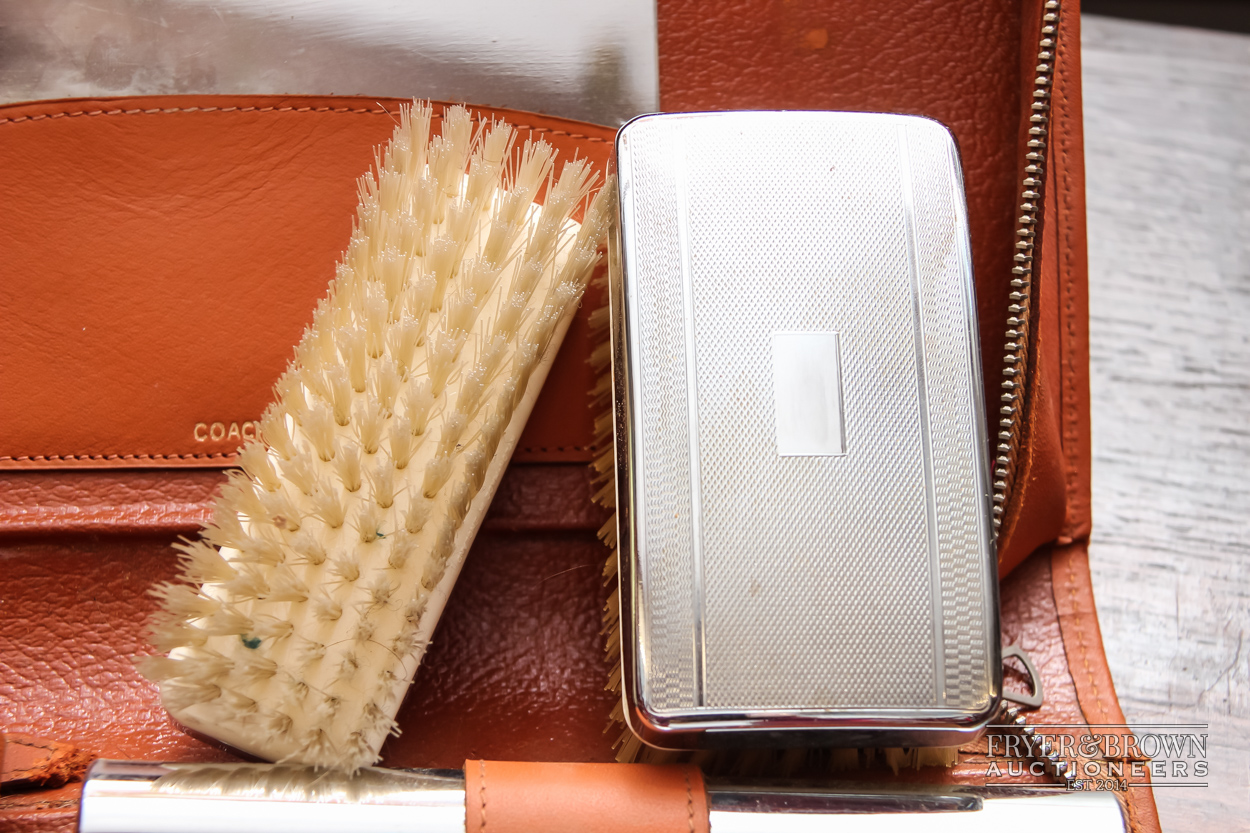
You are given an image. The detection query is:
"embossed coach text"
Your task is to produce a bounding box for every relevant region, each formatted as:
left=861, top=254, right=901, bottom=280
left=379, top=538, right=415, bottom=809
left=194, top=421, right=257, bottom=443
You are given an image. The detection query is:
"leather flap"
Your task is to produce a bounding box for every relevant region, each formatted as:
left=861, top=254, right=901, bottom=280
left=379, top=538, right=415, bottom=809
left=0, top=95, right=613, bottom=469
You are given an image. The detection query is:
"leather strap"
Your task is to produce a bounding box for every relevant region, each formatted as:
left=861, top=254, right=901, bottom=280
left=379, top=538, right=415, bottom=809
left=463, top=760, right=710, bottom=833
left=1052, top=543, right=1162, bottom=833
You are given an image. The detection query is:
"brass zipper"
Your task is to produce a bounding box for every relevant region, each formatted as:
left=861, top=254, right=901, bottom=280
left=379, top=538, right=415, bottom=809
left=993, top=0, right=1062, bottom=533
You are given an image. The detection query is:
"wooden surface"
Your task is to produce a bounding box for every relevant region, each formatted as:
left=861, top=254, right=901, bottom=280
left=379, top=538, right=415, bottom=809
left=1083, top=14, right=1250, bottom=831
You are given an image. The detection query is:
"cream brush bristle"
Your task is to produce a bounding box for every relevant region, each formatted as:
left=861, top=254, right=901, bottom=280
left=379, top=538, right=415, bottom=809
left=142, top=101, right=613, bottom=771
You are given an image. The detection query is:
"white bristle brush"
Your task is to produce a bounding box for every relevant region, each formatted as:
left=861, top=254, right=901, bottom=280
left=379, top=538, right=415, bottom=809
left=142, top=101, right=613, bottom=771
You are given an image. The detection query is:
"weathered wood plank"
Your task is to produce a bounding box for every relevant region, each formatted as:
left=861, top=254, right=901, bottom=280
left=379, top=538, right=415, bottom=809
left=1083, top=13, right=1250, bottom=830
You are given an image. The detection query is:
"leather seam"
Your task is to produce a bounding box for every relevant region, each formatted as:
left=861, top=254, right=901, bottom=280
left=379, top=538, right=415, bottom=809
left=1056, top=18, right=1084, bottom=535
left=684, top=770, right=695, bottom=833
left=1060, top=543, right=1143, bottom=832
left=477, top=759, right=487, bottom=833
left=1048, top=546, right=1115, bottom=812
left=0, top=105, right=389, bottom=124
left=509, top=124, right=610, bottom=144
left=2, top=446, right=603, bottom=463
left=0, top=106, right=611, bottom=146
left=1063, top=549, right=1109, bottom=723
left=1, top=453, right=237, bottom=463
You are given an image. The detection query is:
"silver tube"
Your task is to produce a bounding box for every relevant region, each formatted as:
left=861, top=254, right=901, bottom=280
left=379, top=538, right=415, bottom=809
left=78, top=760, right=465, bottom=833
left=707, top=784, right=1127, bottom=833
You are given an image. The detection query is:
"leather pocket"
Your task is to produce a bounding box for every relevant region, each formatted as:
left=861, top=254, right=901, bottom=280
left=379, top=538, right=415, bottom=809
left=0, top=96, right=613, bottom=471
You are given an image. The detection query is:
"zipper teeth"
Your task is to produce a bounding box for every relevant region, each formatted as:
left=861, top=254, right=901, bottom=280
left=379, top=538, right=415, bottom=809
left=992, top=0, right=1061, bottom=533
left=999, top=702, right=1081, bottom=786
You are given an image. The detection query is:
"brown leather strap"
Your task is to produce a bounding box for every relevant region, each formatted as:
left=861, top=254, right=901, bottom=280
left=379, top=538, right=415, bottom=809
left=1052, top=543, right=1162, bottom=833
left=464, top=761, right=710, bottom=833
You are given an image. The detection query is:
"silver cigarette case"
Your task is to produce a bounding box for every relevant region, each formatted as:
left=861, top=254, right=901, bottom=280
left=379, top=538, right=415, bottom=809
left=609, top=111, right=1000, bottom=749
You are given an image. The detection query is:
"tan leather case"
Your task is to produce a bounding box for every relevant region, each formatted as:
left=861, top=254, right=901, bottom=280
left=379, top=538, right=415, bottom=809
left=0, top=1, right=1161, bottom=830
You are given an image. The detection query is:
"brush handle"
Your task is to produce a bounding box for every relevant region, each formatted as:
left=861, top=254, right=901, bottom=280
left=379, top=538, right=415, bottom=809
left=79, top=759, right=1126, bottom=833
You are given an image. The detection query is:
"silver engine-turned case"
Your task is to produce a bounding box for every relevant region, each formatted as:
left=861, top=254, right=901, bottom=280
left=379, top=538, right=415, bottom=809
left=609, top=111, right=1000, bottom=749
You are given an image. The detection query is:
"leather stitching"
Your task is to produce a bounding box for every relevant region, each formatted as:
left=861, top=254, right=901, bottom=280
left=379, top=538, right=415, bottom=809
left=1050, top=15, right=1146, bottom=820
left=1064, top=549, right=1142, bottom=833
left=0, top=106, right=611, bottom=146
left=1064, top=549, right=1109, bottom=724
left=684, top=770, right=695, bottom=833
left=1046, top=28, right=1133, bottom=824
left=511, top=125, right=609, bottom=143
left=1, top=447, right=603, bottom=463
left=1052, top=7, right=1111, bottom=732
left=0, top=105, right=388, bottom=124
left=0, top=101, right=608, bottom=464
left=1056, top=12, right=1086, bottom=538
left=1, top=453, right=235, bottom=463
left=1051, top=17, right=1140, bottom=820
left=478, top=759, right=487, bottom=833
